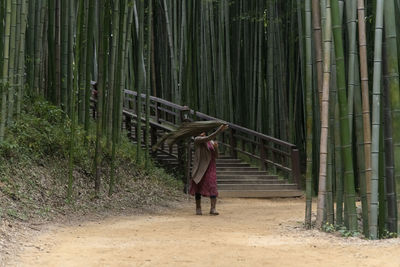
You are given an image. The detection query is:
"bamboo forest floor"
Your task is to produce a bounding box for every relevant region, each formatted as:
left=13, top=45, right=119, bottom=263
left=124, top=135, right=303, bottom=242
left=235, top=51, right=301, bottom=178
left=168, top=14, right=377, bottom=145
left=7, top=198, right=400, bottom=267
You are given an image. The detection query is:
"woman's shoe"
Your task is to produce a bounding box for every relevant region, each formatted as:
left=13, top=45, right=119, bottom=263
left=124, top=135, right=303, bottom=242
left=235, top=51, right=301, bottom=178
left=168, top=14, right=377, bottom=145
left=196, top=199, right=202, bottom=215
left=210, top=198, right=219, bottom=215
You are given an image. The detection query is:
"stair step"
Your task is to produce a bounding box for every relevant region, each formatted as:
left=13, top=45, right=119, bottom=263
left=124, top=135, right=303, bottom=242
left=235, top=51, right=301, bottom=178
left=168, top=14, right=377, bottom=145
left=155, top=154, right=173, bottom=158
left=217, top=170, right=268, bottom=175
left=216, top=163, right=250, bottom=168
left=218, top=175, right=278, bottom=179
left=218, top=156, right=235, bottom=159
left=216, top=159, right=242, bottom=163
left=218, top=190, right=303, bottom=198
left=218, top=184, right=298, bottom=190
left=218, top=179, right=285, bottom=184
left=216, top=166, right=260, bottom=172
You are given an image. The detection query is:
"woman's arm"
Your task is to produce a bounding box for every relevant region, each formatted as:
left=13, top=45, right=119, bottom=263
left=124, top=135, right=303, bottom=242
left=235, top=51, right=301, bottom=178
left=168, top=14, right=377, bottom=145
left=194, top=125, right=228, bottom=144
left=213, top=142, right=219, bottom=158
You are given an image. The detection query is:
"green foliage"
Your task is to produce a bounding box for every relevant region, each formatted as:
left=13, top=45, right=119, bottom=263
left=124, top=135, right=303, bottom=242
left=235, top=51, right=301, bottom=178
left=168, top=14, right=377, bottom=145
left=0, top=99, right=71, bottom=159
left=0, top=98, right=183, bottom=223
left=336, top=225, right=360, bottom=238
left=380, top=230, right=398, bottom=239
left=322, top=222, right=335, bottom=233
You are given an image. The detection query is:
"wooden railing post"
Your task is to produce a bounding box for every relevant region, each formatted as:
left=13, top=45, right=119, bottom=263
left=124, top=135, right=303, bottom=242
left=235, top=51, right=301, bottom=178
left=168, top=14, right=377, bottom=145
left=155, top=102, right=160, bottom=123
left=179, top=105, right=190, bottom=123
left=291, top=148, right=301, bottom=189
left=177, top=106, right=191, bottom=182
left=125, top=114, right=132, bottom=139
left=92, top=101, right=97, bottom=119
left=229, top=128, right=237, bottom=158
left=150, top=126, right=157, bottom=153
left=184, top=140, right=192, bottom=194
left=260, top=139, right=267, bottom=171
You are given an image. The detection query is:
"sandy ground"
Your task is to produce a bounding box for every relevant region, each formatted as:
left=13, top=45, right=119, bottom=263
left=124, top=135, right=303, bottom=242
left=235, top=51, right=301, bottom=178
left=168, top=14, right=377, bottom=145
left=10, top=198, right=400, bottom=267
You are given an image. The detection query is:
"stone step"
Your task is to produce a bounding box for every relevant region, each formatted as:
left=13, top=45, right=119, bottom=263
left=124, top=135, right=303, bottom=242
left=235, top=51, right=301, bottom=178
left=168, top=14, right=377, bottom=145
left=218, top=184, right=298, bottom=191
left=218, top=190, right=303, bottom=198
left=218, top=179, right=285, bottom=184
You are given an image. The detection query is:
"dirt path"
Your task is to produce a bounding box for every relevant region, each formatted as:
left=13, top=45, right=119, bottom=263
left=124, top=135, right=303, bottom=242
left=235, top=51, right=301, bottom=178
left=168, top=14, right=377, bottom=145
left=12, top=198, right=400, bottom=267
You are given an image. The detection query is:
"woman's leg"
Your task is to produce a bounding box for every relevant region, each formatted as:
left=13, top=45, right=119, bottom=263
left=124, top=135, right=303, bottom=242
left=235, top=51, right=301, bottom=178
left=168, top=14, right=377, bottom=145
left=210, top=196, right=219, bottom=215
left=195, top=193, right=202, bottom=215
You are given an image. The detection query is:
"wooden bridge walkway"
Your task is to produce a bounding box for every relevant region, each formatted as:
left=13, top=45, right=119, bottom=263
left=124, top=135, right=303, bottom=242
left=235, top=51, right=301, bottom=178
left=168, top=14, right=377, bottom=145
left=92, top=88, right=303, bottom=198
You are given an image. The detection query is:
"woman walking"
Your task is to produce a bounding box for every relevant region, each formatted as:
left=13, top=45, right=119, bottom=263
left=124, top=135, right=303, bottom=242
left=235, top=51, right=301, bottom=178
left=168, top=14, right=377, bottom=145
left=190, top=124, right=229, bottom=215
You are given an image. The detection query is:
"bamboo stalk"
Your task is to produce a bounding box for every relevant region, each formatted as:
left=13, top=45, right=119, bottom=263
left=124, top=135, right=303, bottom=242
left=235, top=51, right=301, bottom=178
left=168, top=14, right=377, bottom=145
left=331, top=0, right=358, bottom=231
left=357, top=0, right=372, bottom=237
left=370, top=0, right=384, bottom=239
left=384, top=0, right=400, bottom=234
left=304, top=0, right=313, bottom=229
left=316, top=0, right=332, bottom=229
left=0, top=0, right=12, bottom=141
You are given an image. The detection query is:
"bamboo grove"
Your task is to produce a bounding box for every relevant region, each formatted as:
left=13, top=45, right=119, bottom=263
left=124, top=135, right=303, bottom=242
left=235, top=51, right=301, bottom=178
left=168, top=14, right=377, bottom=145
left=0, top=0, right=400, bottom=239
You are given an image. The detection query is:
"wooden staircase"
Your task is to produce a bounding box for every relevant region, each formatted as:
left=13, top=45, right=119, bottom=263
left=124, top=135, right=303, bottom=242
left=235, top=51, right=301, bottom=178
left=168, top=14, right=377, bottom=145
left=153, top=144, right=302, bottom=198
left=92, top=88, right=304, bottom=198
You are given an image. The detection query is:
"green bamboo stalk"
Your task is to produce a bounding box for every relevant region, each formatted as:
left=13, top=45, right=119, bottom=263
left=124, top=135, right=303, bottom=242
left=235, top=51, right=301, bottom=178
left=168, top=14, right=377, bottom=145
left=106, top=0, right=120, bottom=147
left=354, top=56, right=368, bottom=236
left=133, top=0, right=146, bottom=163
left=316, top=0, right=332, bottom=229
left=0, top=0, right=5, bottom=70
left=68, top=0, right=85, bottom=200
left=0, top=0, right=12, bottom=141
left=312, top=0, right=323, bottom=109
left=94, top=0, right=105, bottom=196
left=67, top=0, right=75, bottom=116
left=327, top=45, right=336, bottom=225
left=224, top=0, right=233, bottom=123
left=370, top=0, right=384, bottom=239
left=109, top=0, right=127, bottom=196
left=163, top=0, right=179, bottom=104
left=55, top=0, right=61, bottom=106
left=33, top=0, right=43, bottom=94
left=383, top=42, right=394, bottom=236
left=145, top=0, right=153, bottom=169
left=334, top=88, right=344, bottom=225
left=6, top=0, right=16, bottom=125
left=47, top=0, right=55, bottom=102
left=331, top=0, right=358, bottom=231
left=26, top=0, right=35, bottom=92
left=78, top=0, right=88, bottom=125
left=61, top=0, right=68, bottom=110
left=304, top=0, right=313, bottom=229
left=16, top=0, right=27, bottom=118
left=84, top=0, right=95, bottom=132
left=384, top=0, right=400, bottom=234
left=345, top=0, right=357, bottom=135
left=379, top=105, right=387, bottom=237
left=357, top=0, right=372, bottom=237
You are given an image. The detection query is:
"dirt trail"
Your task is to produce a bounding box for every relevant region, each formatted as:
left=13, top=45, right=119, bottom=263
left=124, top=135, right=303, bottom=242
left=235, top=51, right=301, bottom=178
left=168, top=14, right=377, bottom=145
left=13, top=198, right=400, bottom=267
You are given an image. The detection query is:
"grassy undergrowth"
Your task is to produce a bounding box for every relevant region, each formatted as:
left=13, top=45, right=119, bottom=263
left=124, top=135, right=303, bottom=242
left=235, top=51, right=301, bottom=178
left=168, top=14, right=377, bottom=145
left=0, top=98, right=184, bottom=223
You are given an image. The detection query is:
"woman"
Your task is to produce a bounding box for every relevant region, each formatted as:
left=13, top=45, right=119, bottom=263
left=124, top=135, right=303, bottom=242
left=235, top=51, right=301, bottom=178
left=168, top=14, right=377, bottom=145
left=189, top=124, right=229, bottom=215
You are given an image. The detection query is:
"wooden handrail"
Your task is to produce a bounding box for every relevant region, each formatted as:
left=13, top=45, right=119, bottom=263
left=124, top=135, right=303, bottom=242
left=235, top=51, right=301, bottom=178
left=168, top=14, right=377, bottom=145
left=91, top=85, right=302, bottom=188
left=124, top=90, right=190, bottom=112
left=192, top=110, right=296, bottom=148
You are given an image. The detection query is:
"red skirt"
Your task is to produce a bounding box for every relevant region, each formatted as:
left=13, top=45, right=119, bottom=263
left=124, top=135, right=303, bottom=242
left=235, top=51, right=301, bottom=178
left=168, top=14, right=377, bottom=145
left=189, top=143, right=218, bottom=197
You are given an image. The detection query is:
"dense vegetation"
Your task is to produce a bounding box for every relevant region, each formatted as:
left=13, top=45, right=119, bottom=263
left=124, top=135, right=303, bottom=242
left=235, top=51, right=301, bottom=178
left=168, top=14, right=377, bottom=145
left=0, top=0, right=400, bottom=239
left=0, top=98, right=183, bottom=223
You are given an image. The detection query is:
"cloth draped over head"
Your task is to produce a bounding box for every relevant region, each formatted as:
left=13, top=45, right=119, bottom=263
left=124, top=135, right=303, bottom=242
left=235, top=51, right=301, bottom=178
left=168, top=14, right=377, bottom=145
left=152, top=120, right=225, bottom=151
